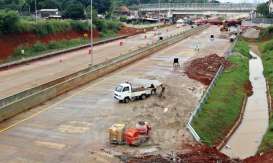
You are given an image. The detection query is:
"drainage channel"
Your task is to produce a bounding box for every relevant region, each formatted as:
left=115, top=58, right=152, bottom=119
left=221, top=51, right=269, bottom=159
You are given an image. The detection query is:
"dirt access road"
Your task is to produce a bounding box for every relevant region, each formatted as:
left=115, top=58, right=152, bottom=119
left=0, top=26, right=231, bottom=163
left=0, top=25, right=188, bottom=100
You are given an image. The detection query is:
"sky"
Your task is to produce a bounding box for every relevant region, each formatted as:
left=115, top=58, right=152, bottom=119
left=218, top=0, right=267, bottom=3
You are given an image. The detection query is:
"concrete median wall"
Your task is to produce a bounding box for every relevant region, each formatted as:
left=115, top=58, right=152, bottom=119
left=0, top=25, right=208, bottom=122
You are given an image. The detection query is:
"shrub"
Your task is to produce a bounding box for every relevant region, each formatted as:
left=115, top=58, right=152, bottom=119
left=95, top=19, right=107, bottom=31
left=260, top=26, right=273, bottom=40
left=70, top=20, right=89, bottom=32
left=33, top=20, right=72, bottom=36
left=120, top=16, right=128, bottom=22
left=32, top=42, right=47, bottom=52
left=261, top=39, right=273, bottom=53
left=105, top=19, right=122, bottom=32
left=0, top=10, right=20, bottom=34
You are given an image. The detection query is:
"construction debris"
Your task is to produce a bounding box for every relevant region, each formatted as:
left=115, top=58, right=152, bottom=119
left=126, top=144, right=273, bottom=163
left=127, top=145, right=237, bottom=163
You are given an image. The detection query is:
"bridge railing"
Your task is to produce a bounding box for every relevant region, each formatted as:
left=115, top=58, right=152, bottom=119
left=139, top=3, right=256, bottom=11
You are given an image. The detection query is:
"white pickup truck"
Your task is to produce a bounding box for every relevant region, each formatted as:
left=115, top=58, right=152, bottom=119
left=114, top=79, right=162, bottom=103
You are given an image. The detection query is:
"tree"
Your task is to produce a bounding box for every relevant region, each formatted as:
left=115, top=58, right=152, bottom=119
left=86, top=5, right=98, bottom=20
left=257, top=2, right=273, bottom=18
left=63, top=3, right=85, bottom=19
left=210, top=0, right=220, bottom=3
left=93, top=0, right=113, bottom=14
left=0, top=10, right=20, bottom=34
left=39, top=0, right=60, bottom=9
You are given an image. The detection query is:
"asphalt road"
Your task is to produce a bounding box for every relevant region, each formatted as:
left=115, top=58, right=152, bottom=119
left=0, top=26, right=231, bottom=163
left=0, top=25, right=189, bottom=100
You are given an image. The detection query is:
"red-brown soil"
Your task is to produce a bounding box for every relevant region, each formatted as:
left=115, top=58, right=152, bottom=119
left=244, top=80, right=253, bottom=96
left=127, top=144, right=273, bottom=163
left=128, top=145, right=237, bottom=163
left=244, top=150, right=273, bottom=163
left=0, top=26, right=138, bottom=60
left=186, top=54, right=231, bottom=85
left=118, top=26, right=143, bottom=36
left=0, top=30, right=99, bottom=60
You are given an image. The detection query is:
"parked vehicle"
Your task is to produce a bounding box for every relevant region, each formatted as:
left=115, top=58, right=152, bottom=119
left=114, top=79, right=161, bottom=103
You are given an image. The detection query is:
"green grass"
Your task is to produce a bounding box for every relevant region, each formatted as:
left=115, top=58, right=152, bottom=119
left=234, top=39, right=251, bottom=58
left=258, top=39, right=273, bottom=153
left=260, top=26, right=273, bottom=40
left=192, top=55, right=249, bottom=146
left=8, top=38, right=89, bottom=62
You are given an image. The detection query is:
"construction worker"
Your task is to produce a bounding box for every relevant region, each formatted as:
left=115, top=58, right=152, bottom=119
left=173, top=58, right=180, bottom=68
left=159, top=84, right=166, bottom=98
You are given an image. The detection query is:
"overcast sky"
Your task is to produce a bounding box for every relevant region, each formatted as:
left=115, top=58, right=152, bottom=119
left=218, top=0, right=267, bottom=3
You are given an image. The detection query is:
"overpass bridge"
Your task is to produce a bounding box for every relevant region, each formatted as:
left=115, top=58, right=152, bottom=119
left=138, top=3, right=257, bottom=16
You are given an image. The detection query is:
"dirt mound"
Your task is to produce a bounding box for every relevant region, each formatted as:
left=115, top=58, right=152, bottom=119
left=118, top=26, right=143, bottom=36
left=186, top=54, right=231, bottom=85
left=128, top=145, right=236, bottom=163
left=244, top=151, right=273, bottom=163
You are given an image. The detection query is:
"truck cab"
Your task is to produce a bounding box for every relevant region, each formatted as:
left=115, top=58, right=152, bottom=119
left=114, top=83, right=133, bottom=103
left=114, top=80, right=161, bottom=103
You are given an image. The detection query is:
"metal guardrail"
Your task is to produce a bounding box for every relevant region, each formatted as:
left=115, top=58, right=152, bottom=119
left=187, top=65, right=224, bottom=142
left=0, top=25, right=209, bottom=109
left=187, top=35, right=239, bottom=142
left=252, top=18, right=273, bottom=24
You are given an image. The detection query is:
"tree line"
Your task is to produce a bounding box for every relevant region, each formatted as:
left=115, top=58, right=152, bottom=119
left=0, top=0, right=218, bottom=19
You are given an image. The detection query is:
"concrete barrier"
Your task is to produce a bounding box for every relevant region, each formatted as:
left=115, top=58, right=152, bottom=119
left=0, top=25, right=209, bottom=122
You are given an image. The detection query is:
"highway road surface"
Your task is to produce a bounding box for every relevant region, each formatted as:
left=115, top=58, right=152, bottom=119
left=0, top=26, right=231, bottom=163
left=0, top=25, right=189, bottom=100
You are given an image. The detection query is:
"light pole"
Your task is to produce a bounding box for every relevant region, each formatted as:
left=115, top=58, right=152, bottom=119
left=158, top=0, right=160, bottom=22
left=35, top=0, right=37, bottom=23
left=90, top=0, right=94, bottom=66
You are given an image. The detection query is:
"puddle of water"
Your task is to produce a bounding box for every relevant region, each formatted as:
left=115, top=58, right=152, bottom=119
left=221, top=51, right=269, bottom=159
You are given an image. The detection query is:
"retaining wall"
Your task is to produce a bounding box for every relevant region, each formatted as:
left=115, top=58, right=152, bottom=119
left=0, top=25, right=209, bottom=122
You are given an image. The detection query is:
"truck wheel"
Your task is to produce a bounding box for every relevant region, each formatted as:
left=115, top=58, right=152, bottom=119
left=141, top=94, right=146, bottom=100
left=124, top=97, right=130, bottom=103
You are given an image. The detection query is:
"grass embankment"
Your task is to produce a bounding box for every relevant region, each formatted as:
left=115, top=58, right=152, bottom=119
left=234, top=40, right=252, bottom=58
left=9, top=38, right=89, bottom=61
left=258, top=38, right=273, bottom=153
left=192, top=42, right=250, bottom=146
left=0, top=10, right=122, bottom=62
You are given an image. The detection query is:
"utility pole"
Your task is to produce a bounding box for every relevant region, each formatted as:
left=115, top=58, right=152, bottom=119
left=90, top=0, right=94, bottom=66
left=35, top=0, right=37, bottom=23
left=158, top=0, right=161, bottom=22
